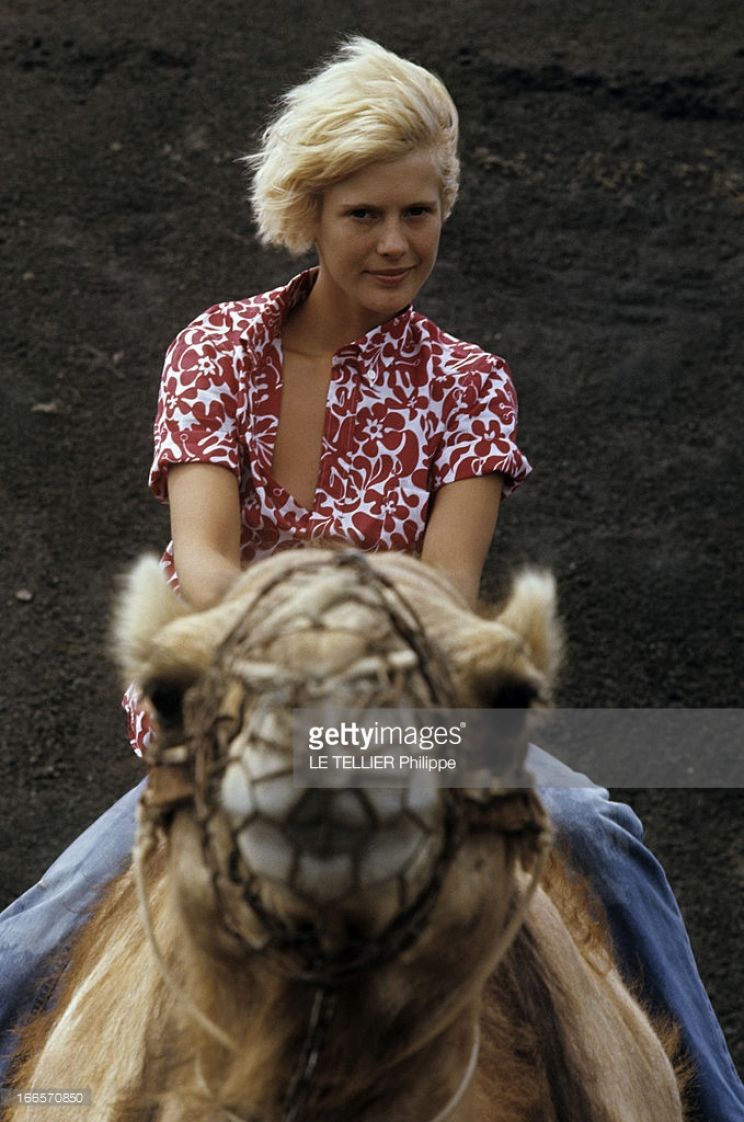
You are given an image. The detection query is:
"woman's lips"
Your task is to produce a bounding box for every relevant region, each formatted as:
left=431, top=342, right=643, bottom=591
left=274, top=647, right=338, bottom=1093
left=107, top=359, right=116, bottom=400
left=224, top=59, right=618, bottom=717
left=367, top=268, right=412, bottom=285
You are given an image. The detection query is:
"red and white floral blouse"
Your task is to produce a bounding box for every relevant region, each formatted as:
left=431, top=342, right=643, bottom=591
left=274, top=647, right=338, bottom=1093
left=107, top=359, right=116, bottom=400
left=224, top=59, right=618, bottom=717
left=124, top=268, right=531, bottom=754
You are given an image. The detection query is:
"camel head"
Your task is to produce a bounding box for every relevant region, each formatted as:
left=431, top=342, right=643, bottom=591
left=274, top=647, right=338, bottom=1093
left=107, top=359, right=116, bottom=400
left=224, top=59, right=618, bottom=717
left=114, top=548, right=561, bottom=980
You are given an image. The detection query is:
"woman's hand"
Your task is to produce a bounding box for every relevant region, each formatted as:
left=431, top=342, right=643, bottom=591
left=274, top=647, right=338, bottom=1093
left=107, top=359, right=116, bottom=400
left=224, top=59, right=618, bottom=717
left=167, top=463, right=242, bottom=610
left=420, top=473, right=503, bottom=606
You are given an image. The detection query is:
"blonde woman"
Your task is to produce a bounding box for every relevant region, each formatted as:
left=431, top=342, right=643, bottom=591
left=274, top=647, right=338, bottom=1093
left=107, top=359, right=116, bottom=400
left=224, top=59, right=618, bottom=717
left=2, top=39, right=742, bottom=1119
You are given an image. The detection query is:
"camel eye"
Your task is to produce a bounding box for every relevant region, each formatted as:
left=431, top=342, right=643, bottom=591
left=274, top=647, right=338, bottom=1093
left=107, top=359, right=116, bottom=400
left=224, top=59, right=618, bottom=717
left=491, top=677, right=541, bottom=710
left=466, top=669, right=543, bottom=713
left=145, top=678, right=187, bottom=728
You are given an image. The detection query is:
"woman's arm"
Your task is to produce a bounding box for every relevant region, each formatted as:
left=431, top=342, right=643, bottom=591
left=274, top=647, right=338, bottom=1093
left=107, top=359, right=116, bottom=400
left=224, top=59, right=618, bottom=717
left=167, top=463, right=242, bottom=610
left=420, top=473, right=503, bottom=606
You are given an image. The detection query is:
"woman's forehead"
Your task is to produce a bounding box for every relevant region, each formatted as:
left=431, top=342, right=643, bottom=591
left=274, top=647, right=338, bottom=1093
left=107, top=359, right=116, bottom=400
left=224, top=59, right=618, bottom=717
left=326, top=151, right=443, bottom=204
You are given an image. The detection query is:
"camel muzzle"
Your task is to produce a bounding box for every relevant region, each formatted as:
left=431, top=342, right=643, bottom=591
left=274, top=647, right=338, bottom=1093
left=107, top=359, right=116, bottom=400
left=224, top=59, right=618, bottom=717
left=219, top=765, right=444, bottom=910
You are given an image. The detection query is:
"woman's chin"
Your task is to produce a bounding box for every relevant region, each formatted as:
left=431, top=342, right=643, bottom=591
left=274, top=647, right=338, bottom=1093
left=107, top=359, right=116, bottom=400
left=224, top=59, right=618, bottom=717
left=357, top=278, right=417, bottom=323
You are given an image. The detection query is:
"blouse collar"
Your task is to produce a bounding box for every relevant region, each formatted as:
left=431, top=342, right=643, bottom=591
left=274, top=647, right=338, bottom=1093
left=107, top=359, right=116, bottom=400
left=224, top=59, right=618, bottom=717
left=257, top=267, right=416, bottom=361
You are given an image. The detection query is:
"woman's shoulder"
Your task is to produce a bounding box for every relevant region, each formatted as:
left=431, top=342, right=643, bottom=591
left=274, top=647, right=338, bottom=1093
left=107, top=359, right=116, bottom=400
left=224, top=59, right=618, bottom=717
left=410, top=312, right=513, bottom=381
left=169, top=270, right=316, bottom=351
left=169, top=288, right=283, bottom=347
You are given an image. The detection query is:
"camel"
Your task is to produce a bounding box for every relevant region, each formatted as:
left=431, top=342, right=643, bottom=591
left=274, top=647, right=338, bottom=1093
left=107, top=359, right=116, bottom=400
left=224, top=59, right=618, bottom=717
left=4, top=547, right=686, bottom=1121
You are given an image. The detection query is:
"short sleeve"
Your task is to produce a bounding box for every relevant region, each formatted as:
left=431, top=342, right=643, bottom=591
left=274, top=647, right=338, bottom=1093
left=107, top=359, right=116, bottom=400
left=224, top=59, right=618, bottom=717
left=149, top=305, right=244, bottom=502
left=430, top=356, right=532, bottom=496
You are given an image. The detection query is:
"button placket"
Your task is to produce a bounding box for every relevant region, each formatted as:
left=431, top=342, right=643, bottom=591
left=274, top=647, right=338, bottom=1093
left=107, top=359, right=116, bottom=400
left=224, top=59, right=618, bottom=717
left=336, top=351, right=362, bottom=455
left=315, top=353, right=354, bottom=505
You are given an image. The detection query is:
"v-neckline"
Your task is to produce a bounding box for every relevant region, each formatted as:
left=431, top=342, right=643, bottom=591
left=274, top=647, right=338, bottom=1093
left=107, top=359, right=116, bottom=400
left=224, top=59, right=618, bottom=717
left=264, top=338, right=335, bottom=518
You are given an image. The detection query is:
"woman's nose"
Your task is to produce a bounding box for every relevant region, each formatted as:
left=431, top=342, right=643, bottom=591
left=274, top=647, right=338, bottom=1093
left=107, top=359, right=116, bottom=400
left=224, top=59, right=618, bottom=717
left=377, top=219, right=407, bottom=257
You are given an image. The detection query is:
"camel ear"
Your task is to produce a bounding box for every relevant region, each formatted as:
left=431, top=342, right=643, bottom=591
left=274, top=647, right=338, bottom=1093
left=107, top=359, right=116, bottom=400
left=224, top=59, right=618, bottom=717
left=445, top=570, right=562, bottom=708
left=111, top=555, right=189, bottom=684
left=494, top=570, right=563, bottom=686
left=112, top=555, right=241, bottom=732
left=112, top=554, right=220, bottom=683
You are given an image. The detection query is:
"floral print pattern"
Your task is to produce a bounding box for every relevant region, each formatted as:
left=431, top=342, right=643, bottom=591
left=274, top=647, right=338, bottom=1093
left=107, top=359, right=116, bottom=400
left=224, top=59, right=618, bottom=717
left=123, top=268, right=531, bottom=754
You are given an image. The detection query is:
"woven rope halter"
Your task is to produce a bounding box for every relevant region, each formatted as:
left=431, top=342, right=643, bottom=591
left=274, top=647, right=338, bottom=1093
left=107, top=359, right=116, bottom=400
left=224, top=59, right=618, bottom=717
left=133, top=550, right=552, bottom=1121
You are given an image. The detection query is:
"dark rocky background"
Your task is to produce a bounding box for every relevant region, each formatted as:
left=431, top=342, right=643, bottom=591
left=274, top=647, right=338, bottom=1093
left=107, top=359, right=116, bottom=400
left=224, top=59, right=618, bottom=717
left=1, top=0, right=742, bottom=1088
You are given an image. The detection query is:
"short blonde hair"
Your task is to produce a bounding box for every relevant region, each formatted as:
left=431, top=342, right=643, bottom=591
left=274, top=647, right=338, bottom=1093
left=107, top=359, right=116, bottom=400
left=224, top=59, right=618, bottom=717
left=245, top=37, right=460, bottom=256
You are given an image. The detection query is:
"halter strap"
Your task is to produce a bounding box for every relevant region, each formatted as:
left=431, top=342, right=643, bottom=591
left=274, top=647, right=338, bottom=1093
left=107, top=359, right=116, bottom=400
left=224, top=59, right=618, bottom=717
left=426, top=1025, right=481, bottom=1122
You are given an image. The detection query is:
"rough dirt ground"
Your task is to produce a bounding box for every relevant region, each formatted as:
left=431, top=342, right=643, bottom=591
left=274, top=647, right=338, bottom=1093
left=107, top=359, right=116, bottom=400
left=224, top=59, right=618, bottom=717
left=1, top=0, right=742, bottom=1088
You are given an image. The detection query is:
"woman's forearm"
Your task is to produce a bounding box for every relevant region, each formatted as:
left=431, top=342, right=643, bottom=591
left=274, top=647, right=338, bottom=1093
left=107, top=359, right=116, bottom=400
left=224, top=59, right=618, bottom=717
left=167, top=463, right=242, bottom=610
left=172, top=544, right=241, bottom=611
left=420, top=474, right=504, bottom=609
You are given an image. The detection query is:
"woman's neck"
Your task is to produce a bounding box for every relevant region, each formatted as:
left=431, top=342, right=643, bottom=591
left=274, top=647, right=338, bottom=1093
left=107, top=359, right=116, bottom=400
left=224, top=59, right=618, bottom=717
left=283, top=269, right=396, bottom=357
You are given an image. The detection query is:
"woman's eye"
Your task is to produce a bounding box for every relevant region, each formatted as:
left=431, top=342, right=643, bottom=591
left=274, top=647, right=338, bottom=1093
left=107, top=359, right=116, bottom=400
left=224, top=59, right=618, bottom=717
left=348, top=208, right=373, bottom=220
left=407, top=206, right=433, bottom=218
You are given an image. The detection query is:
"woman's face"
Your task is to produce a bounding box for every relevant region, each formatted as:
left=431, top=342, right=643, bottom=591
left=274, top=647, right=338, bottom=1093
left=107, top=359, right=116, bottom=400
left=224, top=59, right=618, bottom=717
left=312, top=150, right=444, bottom=333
